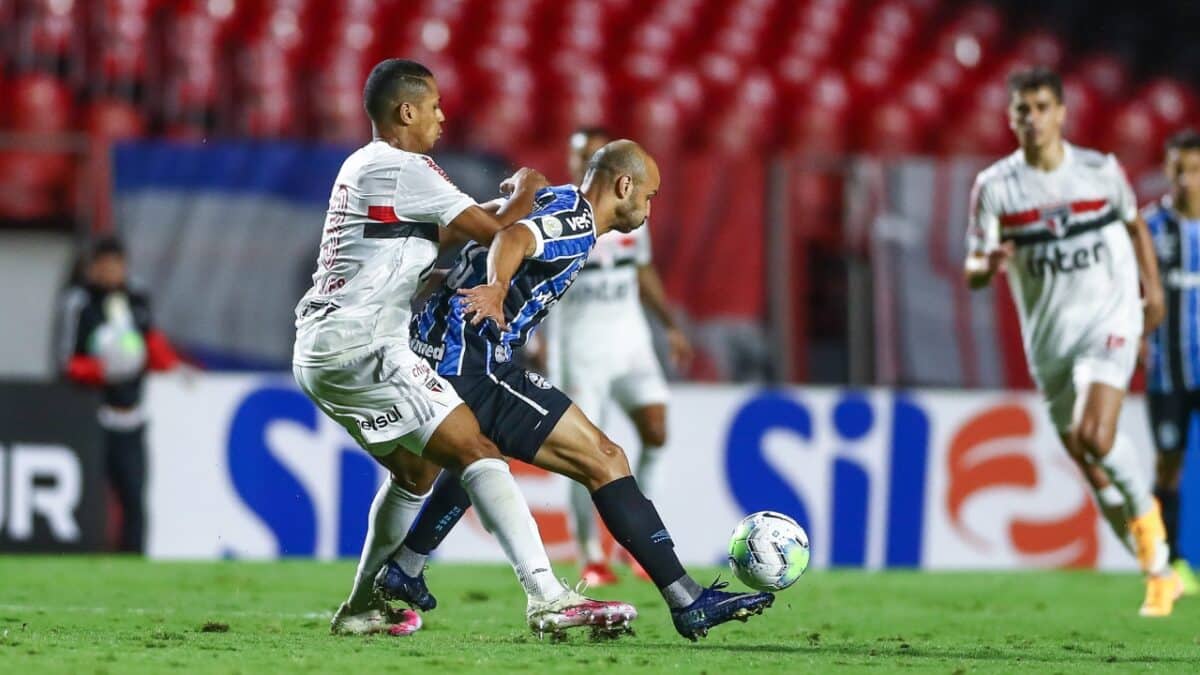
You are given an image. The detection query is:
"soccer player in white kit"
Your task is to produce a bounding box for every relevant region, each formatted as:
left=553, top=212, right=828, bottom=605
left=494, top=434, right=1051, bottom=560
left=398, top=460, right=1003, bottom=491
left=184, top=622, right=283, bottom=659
left=964, top=67, right=1178, bottom=616
left=292, top=59, right=635, bottom=636
left=541, top=128, right=693, bottom=585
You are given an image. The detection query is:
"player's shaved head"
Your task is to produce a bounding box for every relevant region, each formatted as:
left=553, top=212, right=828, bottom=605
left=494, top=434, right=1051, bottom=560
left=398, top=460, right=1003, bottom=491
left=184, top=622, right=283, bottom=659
left=586, top=139, right=653, bottom=184
left=582, top=139, right=659, bottom=234
left=363, top=58, right=434, bottom=125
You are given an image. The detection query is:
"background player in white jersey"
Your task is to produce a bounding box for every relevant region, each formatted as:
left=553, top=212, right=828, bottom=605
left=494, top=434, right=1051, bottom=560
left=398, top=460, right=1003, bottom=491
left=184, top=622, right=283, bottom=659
left=963, top=67, right=1176, bottom=617
left=543, top=127, right=693, bottom=586
left=292, top=59, right=634, bottom=636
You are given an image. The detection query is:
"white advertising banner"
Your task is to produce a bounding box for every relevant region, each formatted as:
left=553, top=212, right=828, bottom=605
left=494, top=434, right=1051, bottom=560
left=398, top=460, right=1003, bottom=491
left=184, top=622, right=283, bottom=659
left=144, top=376, right=1157, bottom=570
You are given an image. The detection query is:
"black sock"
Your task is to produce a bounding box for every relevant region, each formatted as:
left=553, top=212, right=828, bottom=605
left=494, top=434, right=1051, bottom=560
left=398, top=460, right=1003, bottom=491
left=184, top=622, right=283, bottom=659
left=404, top=471, right=473, bottom=556
left=592, top=476, right=689, bottom=589
left=1156, top=486, right=1181, bottom=563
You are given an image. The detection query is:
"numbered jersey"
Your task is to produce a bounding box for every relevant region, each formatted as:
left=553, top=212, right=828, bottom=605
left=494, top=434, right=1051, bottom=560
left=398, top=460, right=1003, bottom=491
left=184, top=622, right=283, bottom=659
left=968, top=142, right=1141, bottom=365
left=293, top=141, right=475, bottom=367
left=412, top=184, right=597, bottom=376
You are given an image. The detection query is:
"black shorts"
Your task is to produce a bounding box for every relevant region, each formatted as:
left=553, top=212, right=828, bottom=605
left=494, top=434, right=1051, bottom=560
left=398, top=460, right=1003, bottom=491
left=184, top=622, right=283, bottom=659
left=1147, top=390, right=1200, bottom=454
left=447, top=361, right=572, bottom=463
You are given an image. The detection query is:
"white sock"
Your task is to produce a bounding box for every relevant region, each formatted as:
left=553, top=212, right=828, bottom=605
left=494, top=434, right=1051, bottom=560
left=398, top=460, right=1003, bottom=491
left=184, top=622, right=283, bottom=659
left=461, top=458, right=566, bottom=603
left=1090, top=483, right=1135, bottom=554
left=635, top=443, right=665, bottom=498
left=568, top=481, right=605, bottom=564
left=1097, top=433, right=1155, bottom=519
left=346, top=479, right=429, bottom=612
left=395, top=544, right=427, bottom=578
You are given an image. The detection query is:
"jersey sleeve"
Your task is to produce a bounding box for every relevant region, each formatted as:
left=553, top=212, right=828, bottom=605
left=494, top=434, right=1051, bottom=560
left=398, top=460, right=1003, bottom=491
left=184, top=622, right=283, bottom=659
left=393, top=156, right=476, bottom=228
left=517, top=211, right=595, bottom=262
left=1104, top=153, right=1139, bottom=223
left=966, top=174, right=1000, bottom=254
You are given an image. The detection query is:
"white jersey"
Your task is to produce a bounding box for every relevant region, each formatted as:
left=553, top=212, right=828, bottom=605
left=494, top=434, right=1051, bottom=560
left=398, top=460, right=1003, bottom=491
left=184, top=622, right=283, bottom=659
left=968, top=142, right=1142, bottom=366
left=293, top=140, right=475, bottom=367
left=552, top=225, right=653, bottom=338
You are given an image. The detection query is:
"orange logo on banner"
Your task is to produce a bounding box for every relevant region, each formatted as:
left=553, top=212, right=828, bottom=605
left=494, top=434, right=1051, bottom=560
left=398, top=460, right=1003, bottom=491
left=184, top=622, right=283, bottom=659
left=947, top=404, right=1099, bottom=568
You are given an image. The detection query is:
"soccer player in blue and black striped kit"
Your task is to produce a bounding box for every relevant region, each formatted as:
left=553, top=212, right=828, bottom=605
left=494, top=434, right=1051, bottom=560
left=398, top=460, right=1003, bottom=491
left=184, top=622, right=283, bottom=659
left=375, top=139, right=775, bottom=640
left=1143, top=128, right=1200, bottom=596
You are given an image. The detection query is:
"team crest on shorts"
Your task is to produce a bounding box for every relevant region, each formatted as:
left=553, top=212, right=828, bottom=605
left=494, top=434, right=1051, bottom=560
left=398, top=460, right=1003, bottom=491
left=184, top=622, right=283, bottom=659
left=527, top=371, right=552, bottom=389
left=494, top=344, right=511, bottom=363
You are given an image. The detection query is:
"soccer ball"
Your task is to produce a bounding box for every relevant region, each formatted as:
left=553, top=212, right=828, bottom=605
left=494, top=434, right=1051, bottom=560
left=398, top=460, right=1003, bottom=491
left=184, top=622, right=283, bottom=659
left=727, top=511, right=810, bottom=591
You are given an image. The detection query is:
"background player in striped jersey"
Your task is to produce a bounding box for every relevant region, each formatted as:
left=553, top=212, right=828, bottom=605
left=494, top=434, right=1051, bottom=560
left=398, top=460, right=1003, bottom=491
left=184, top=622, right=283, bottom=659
left=294, top=59, right=635, bottom=637
left=1142, top=128, right=1200, bottom=596
left=963, top=67, right=1177, bottom=616
left=378, top=140, right=776, bottom=641
left=541, top=127, right=693, bottom=586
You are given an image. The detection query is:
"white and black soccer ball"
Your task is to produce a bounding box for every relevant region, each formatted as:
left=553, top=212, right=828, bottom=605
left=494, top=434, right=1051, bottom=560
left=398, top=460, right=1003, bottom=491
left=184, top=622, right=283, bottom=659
left=727, top=511, right=810, bottom=592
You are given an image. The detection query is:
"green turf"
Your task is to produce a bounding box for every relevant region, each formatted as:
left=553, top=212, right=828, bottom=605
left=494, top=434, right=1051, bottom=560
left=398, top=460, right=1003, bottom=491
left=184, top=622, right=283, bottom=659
left=0, top=557, right=1196, bottom=673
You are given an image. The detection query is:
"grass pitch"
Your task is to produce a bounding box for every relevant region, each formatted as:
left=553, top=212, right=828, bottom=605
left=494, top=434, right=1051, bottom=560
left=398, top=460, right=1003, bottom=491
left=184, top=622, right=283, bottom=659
left=0, top=557, right=1197, bottom=673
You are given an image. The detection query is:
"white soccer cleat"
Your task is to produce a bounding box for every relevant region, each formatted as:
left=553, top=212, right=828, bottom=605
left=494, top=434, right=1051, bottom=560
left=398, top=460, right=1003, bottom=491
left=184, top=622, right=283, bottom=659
left=526, top=583, right=638, bottom=640
left=330, top=601, right=423, bottom=636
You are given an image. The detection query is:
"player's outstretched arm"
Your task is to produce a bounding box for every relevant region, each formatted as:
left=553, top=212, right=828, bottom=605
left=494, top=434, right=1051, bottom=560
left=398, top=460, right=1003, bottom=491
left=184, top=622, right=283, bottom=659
left=447, top=168, right=548, bottom=246
left=458, top=223, right=537, bottom=329
left=1125, top=214, right=1166, bottom=331
left=637, top=264, right=693, bottom=368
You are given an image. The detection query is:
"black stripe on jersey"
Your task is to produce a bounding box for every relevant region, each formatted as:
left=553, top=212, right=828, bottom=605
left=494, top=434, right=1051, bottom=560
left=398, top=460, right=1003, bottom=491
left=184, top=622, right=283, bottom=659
left=1164, top=210, right=1186, bottom=391
left=363, top=221, right=439, bottom=242
left=581, top=258, right=638, bottom=272
left=1002, top=209, right=1120, bottom=246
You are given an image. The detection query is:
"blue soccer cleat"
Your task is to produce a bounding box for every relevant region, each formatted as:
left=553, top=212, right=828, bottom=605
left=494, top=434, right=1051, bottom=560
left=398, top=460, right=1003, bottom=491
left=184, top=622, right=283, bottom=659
left=670, top=579, right=774, bottom=641
left=373, top=560, right=437, bottom=612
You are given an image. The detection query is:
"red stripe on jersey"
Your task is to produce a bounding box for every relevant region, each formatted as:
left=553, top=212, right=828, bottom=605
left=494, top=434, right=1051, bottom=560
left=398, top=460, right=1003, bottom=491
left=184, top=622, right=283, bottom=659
left=367, top=205, right=398, bottom=222
left=999, top=199, right=1109, bottom=228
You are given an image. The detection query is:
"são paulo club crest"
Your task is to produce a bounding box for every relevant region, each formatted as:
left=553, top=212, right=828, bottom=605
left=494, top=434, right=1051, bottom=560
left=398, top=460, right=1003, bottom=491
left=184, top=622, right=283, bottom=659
left=1041, top=203, right=1072, bottom=238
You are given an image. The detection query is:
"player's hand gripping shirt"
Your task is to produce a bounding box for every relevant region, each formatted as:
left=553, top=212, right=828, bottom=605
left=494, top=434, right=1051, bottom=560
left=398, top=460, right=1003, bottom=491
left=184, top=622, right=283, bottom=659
left=1143, top=196, right=1200, bottom=392
left=293, top=141, right=474, bottom=366
left=968, top=143, right=1142, bottom=364
left=411, top=184, right=597, bottom=376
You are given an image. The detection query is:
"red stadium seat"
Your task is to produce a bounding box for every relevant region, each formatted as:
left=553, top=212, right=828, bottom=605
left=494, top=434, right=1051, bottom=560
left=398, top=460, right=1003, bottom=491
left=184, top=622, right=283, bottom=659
left=1073, top=54, right=1130, bottom=101
left=85, top=98, right=146, bottom=140
left=861, top=102, right=922, bottom=155
left=1140, top=77, right=1198, bottom=129
left=7, top=73, right=74, bottom=132
left=1103, top=100, right=1165, bottom=171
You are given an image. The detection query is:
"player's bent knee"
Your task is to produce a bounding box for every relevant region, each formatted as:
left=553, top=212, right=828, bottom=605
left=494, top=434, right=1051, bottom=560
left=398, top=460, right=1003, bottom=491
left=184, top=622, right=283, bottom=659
left=1073, top=419, right=1113, bottom=457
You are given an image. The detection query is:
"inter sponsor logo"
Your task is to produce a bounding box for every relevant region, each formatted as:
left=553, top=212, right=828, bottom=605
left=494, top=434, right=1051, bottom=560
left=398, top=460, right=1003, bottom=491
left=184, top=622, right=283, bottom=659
left=1025, top=241, right=1106, bottom=277
left=359, top=405, right=403, bottom=432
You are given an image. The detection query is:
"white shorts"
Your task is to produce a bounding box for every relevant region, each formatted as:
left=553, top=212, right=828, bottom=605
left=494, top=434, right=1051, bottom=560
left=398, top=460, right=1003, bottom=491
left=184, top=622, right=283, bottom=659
left=552, top=342, right=669, bottom=426
left=293, top=340, right=462, bottom=456
left=1033, top=331, right=1139, bottom=433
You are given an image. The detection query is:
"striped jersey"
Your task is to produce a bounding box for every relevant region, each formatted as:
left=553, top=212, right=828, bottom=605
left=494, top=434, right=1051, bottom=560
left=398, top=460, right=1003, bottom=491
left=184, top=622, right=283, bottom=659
left=293, top=140, right=475, bottom=367
left=1144, top=196, right=1200, bottom=392
left=968, top=142, right=1142, bottom=364
left=411, top=184, right=598, bottom=376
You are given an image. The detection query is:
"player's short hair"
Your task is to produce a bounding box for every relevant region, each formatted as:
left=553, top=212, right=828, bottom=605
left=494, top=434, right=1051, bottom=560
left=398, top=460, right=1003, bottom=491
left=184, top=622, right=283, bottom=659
left=363, top=59, right=434, bottom=124
left=587, top=139, right=648, bottom=182
left=1006, top=66, right=1064, bottom=104
left=90, top=236, right=125, bottom=260
left=1166, top=128, right=1200, bottom=154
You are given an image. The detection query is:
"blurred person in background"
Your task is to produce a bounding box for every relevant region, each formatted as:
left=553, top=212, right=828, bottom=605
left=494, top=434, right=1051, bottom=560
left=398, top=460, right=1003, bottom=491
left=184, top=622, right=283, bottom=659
left=1141, top=128, right=1200, bottom=596
left=963, top=67, right=1176, bottom=616
left=58, top=236, right=189, bottom=554
left=539, top=127, right=693, bottom=586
